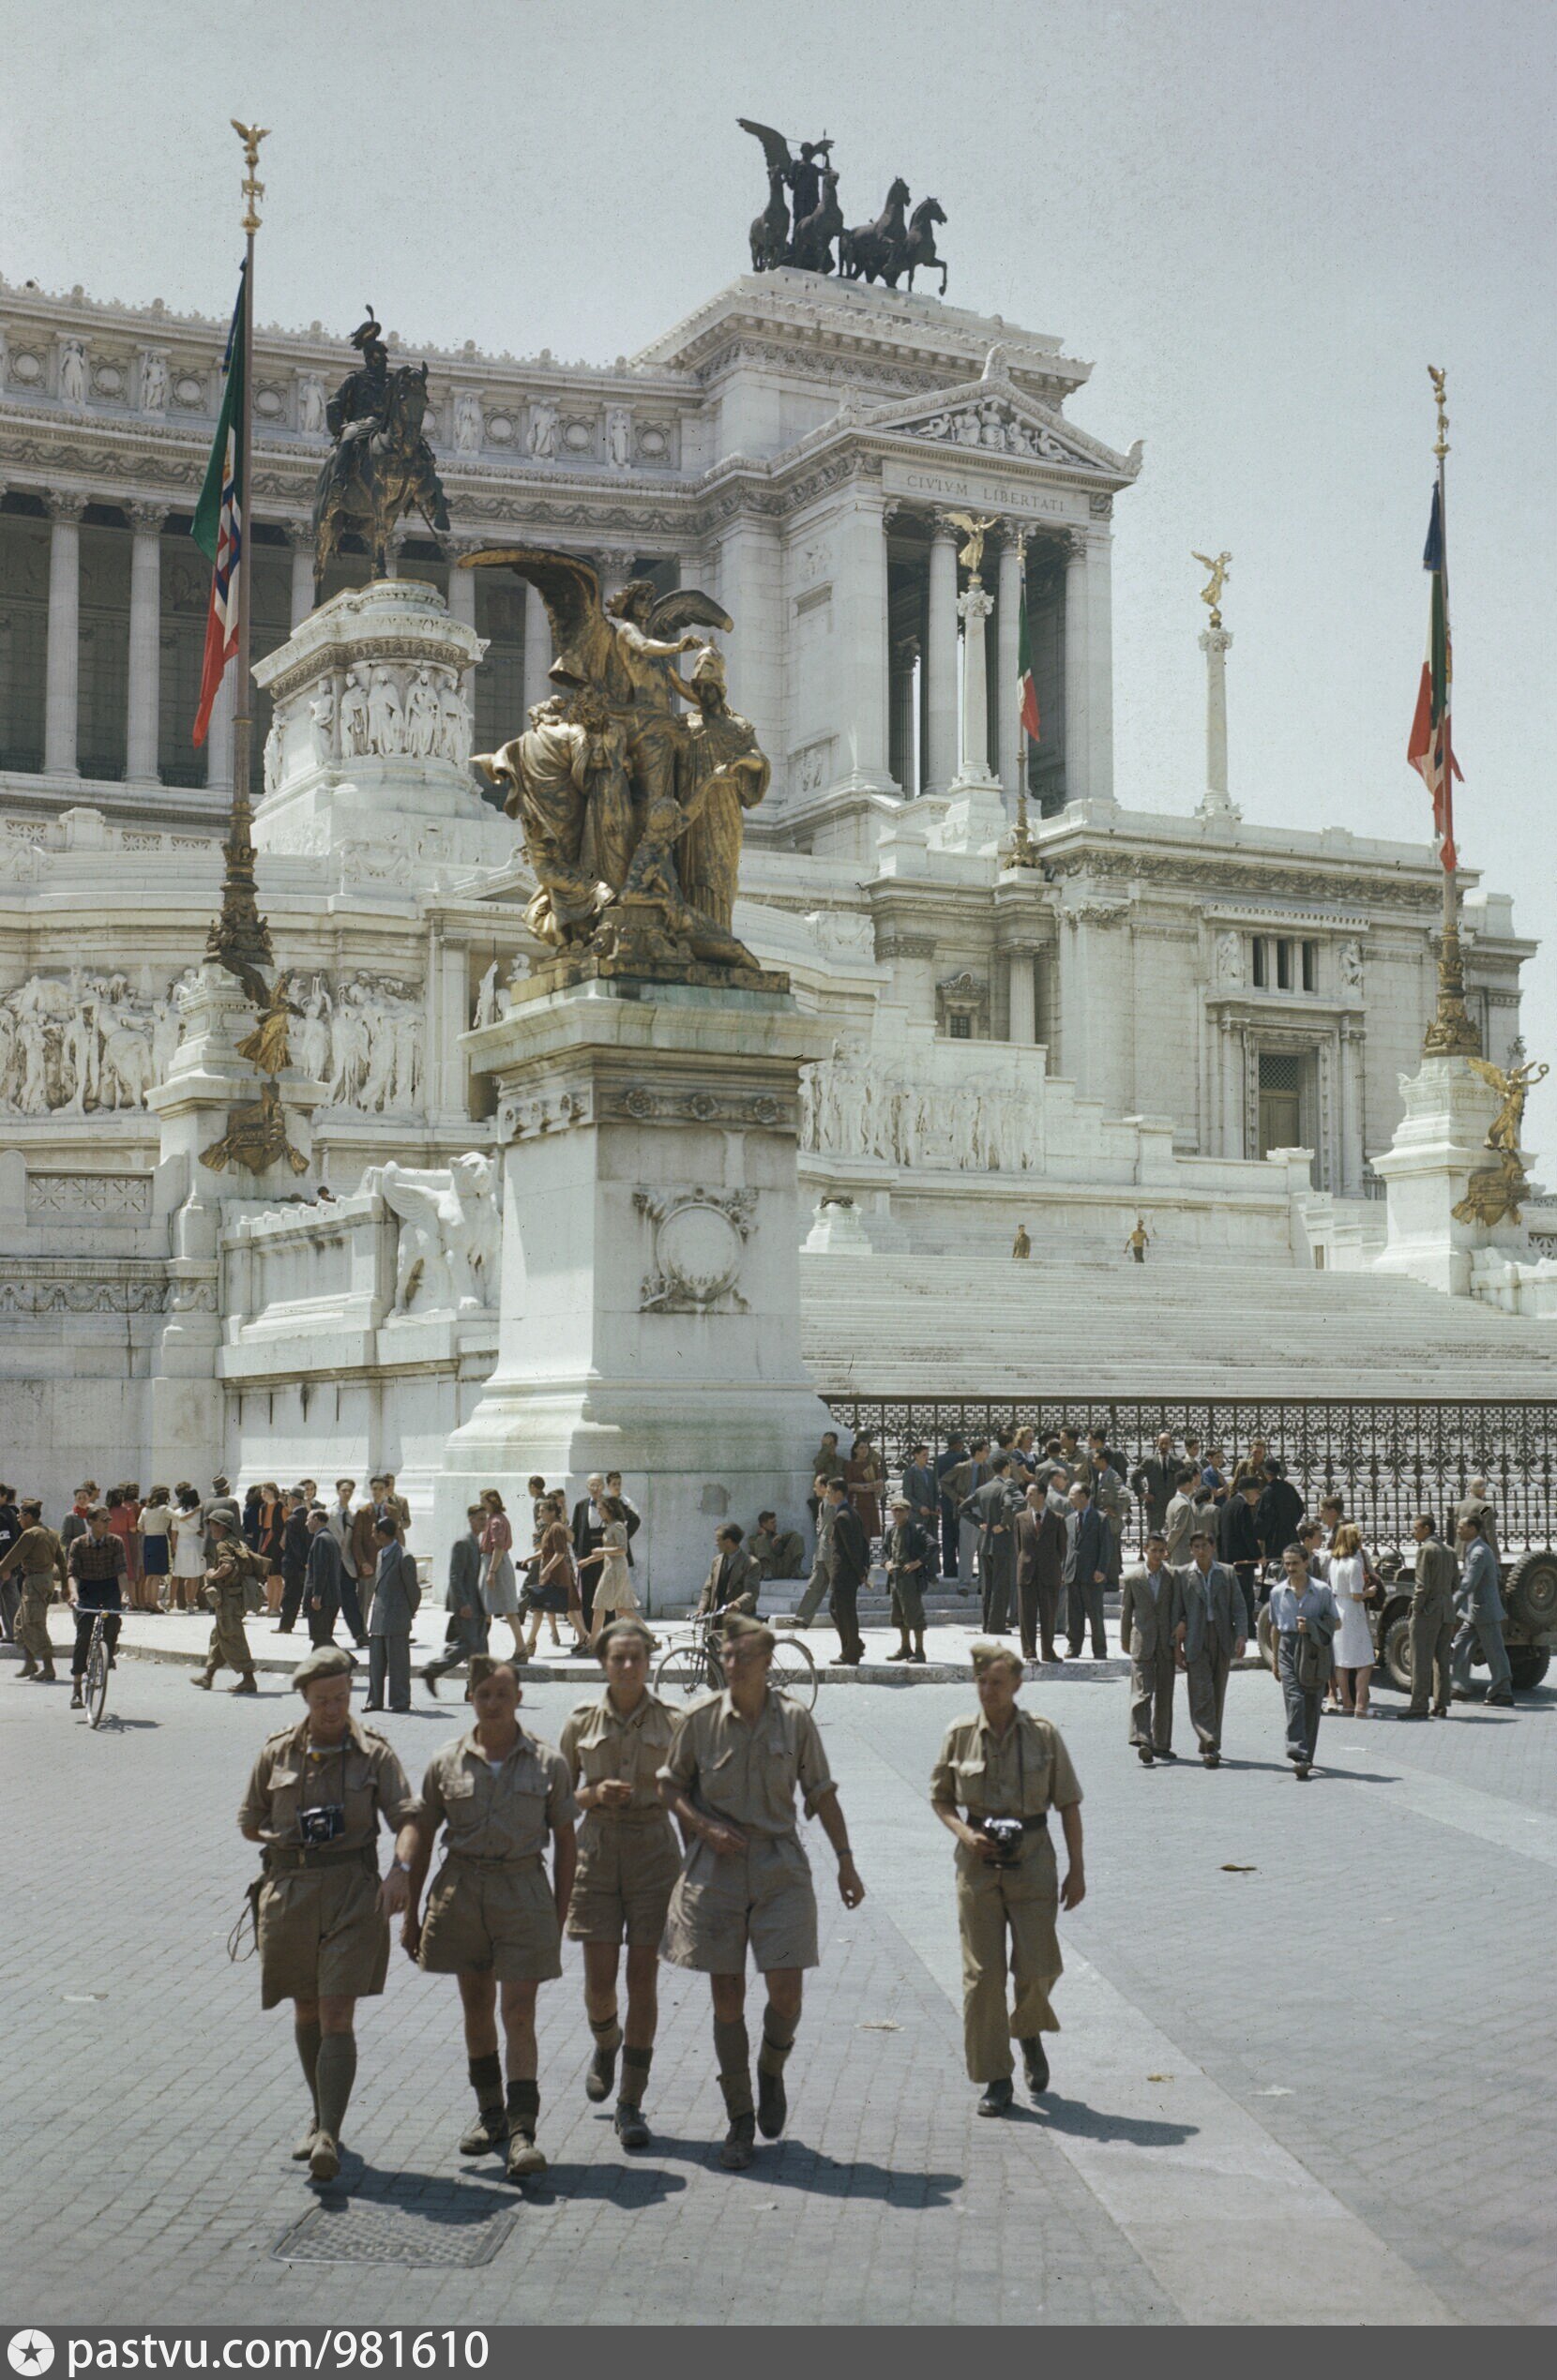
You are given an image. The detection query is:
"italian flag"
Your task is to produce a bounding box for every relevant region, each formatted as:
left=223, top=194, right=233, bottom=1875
left=191, top=265, right=247, bottom=747
left=1406, top=483, right=1460, bottom=871
left=1017, top=591, right=1041, bottom=742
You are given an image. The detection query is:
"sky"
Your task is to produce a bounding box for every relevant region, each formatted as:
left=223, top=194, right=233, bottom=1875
left=4, top=0, right=1555, bottom=1157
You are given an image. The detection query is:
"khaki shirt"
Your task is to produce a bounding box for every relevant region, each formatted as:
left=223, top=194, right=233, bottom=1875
left=208, top=1544, right=249, bottom=1595
left=559, top=1691, right=679, bottom=1813
left=420, top=1727, right=578, bottom=1861
left=658, top=1687, right=835, bottom=1839
left=930, top=1709, right=1083, bottom=1821
left=239, top=1715, right=420, bottom=1851
left=1, top=1524, right=64, bottom=1580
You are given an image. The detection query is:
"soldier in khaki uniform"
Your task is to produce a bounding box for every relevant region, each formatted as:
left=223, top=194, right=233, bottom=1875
left=402, top=1657, right=578, bottom=2185
left=658, top=1614, right=866, bottom=2170
left=190, top=1514, right=259, bottom=1695
left=239, top=1645, right=421, bottom=2183
left=0, top=1500, right=64, bottom=1680
left=558, top=1619, right=682, bottom=2148
left=930, top=1642, right=1086, bottom=2116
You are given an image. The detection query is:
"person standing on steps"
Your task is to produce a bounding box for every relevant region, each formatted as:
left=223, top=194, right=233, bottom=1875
left=189, top=1513, right=258, bottom=1696
left=1174, top=1529, right=1246, bottom=1766
left=1119, top=1532, right=1179, bottom=1766
left=402, top=1657, right=577, bottom=2187
left=1125, top=1216, right=1151, bottom=1264
left=930, top=1642, right=1085, bottom=2117
left=1401, top=1514, right=1457, bottom=1720
left=238, top=1645, right=421, bottom=2186
left=1011, top=1224, right=1032, bottom=1259
left=658, top=1615, right=866, bottom=2172
left=559, top=1620, right=681, bottom=2149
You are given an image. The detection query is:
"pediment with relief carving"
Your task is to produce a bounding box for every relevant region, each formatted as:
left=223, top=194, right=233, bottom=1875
left=858, top=373, right=1141, bottom=482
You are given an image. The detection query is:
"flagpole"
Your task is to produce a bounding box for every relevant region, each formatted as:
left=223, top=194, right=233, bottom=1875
left=1008, top=530, right=1038, bottom=867
left=206, top=118, right=275, bottom=1003
left=1422, top=364, right=1478, bottom=1059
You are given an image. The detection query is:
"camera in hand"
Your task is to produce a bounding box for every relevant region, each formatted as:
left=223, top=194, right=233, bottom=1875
left=298, top=1804, right=346, bottom=1846
left=980, top=1816, right=1025, bottom=1866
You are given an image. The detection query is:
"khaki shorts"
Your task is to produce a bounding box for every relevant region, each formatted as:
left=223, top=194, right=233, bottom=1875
left=417, top=1855, right=562, bottom=1981
left=258, top=1860, right=387, bottom=2010
left=662, top=1831, right=819, bottom=1975
left=567, top=1813, right=682, bottom=1947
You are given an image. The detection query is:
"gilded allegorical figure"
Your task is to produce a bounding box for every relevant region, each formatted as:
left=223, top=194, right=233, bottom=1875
left=465, top=545, right=771, bottom=979
left=1451, top=1055, right=1549, bottom=1228
left=1469, top=1055, right=1549, bottom=1160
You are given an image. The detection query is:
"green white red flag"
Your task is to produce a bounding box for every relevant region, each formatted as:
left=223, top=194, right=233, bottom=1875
left=191, top=264, right=246, bottom=747
left=1406, top=483, right=1460, bottom=870
left=1017, top=591, right=1040, bottom=743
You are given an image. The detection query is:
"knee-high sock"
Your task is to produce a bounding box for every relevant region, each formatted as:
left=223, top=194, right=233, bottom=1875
left=315, top=2032, right=356, bottom=2140
left=620, top=2045, right=653, bottom=2106
left=294, top=2017, right=322, bottom=2119
left=758, top=2002, right=797, bottom=2076
left=506, top=2077, right=539, bottom=2132
left=590, top=2011, right=623, bottom=2053
left=714, top=2016, right=753, bottom=2118
left=468, top=2050, right=503, bottom=2114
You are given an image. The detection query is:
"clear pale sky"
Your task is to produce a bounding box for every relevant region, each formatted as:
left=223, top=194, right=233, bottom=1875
left=5, top=0, right=1554, bottom=1159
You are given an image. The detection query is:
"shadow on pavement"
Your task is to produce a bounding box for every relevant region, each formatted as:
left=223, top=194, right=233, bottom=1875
left=1027, top=2093, right=1198, bottom=2148
left=635, top=2133, right=962, bottom=2204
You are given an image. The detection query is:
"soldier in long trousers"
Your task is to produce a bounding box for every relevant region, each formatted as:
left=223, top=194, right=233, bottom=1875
left=423, top=1506, right=491, bottom=1695
left=658, top=1615, right=866, bottom=2171
left=558, top=1619, right=681, bottom=2147
left=1451, top=1513, right=1514, bottom=1707
left=930, top=1643, right=1085, bottom=2116
left=0, top=1499, right=64, bottom=1681
left=189, top=1513, right=258, bottom=1695
left=1174, top=1529, right=1247, bottom=1766
left=238, top=1647, right=421, bottom=2184
left=402, top=1658, right=578, bottom=2183
left=1400, top=1514, right=1457, bottom=1720
left=1119, top=1533, right=1179, bottom=1765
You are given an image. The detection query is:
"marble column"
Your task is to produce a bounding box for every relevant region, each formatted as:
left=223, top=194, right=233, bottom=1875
left=446, top=542, right=477, bottom=629
left=955, top=579, right=995, bottom=781
left=835, top=493, right=893, bottom=789
left=522, top=581, right=552, bottom=717
left=1220, top=1017, right=1246, bottom=1159
left=1198, top=624, right=1239, bottom=821
left=1085, top=527, right=1115, bottom=806
left=1062, top=532, right=1089, bottom=806
left=925, top=513, right=960, bottom=796
left=996, top=533, right=1024, bottom=804
left=287, top=523, right=316, bottom=628
left=124, top=501, right=167, bottom=784
left=44, top=490, right=85, bottom=776
left=597, top=547, right=635, bottom=605
left=1339, top=1019, right=1366, bottom=1195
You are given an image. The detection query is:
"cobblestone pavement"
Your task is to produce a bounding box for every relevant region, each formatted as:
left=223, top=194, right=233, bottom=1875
left=3, top=1649, right=1553, bottom=2327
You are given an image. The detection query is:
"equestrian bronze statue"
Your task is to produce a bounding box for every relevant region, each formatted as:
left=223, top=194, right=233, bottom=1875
left=311, top=307, right=451, bottom=594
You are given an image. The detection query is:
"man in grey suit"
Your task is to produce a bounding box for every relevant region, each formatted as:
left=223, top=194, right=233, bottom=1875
left=365, top=1515, right=420, bottom=1712
left=1063, top=1484, right=1111, bottom=1661
left=1451, top=1513, right=1513, bottom=1706
left=1119, top=1533, right=1180, bottom=1765
left=960, top=1454, right=1020, bottom=1634
left=1174, top=1529, right=1247, bottom=1766
left=1401, top=1514, right=1457, bottom=1719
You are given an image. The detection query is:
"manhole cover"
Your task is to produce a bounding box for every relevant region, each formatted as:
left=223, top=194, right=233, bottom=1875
left=275, top=2186, right=519, bottom=2267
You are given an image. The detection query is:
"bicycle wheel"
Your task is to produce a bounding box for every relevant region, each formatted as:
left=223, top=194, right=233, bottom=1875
left=84, top=1625, right=110, bottom=1728
left=655, top=1639, right=712, bottom=1703
left=769, top=1634, right=818, bottom=1710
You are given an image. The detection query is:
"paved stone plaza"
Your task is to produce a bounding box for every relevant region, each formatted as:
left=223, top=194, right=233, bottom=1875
left=4, top=1652, right=1553, bottom=2329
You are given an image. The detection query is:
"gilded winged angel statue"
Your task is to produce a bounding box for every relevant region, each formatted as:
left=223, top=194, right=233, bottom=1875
left=943, top=511, right=999, bottom=580
left=1192, top=550, right=1232, bottom=627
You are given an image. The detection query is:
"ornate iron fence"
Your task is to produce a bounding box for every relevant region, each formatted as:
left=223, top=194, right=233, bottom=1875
left=820, top=1395, right=1557, bottom=1560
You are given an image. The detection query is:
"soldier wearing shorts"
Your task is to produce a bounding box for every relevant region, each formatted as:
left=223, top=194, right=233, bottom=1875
left=558, top=1619, right=682, bottom=2148
left=930, top=1641, right=1086, bottom=2116
left=402, top=1657, right=578, bottom=2185
left=658, top=1613, right=866, bottom=2170
left=0, top=1502, right=64, bottom=1681
left=239, top=1646, right=421, bottom=2183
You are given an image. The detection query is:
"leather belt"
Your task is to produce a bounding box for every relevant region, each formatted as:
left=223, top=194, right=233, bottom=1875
left=263, top=1843, right=377, bottom=1874
left=444, top=1848, right=542, bottom=1868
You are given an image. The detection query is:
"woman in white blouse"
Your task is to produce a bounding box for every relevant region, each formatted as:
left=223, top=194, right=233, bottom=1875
left=1329, top=1522, right=1375, bottom=1716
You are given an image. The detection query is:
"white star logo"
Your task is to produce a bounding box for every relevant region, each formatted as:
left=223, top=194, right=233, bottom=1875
left=8, top=2338, right=54, bottom=2377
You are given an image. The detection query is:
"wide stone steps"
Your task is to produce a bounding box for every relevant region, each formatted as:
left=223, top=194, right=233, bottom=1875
left=798, top=1251, right=1557, bottom=1399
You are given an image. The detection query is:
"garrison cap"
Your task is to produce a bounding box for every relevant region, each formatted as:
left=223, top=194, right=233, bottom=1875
left=292, top=1645, right=357, bottom=1694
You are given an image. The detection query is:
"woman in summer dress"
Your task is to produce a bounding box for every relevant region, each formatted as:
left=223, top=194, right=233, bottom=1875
left=479, top=1489, right=523, bottom=1658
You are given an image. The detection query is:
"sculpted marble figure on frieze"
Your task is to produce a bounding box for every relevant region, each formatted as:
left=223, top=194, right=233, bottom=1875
left=464, top=544, right=772, bottom=981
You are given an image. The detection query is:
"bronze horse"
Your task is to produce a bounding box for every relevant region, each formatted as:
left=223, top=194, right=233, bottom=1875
left=792, top=167, right=844, bottom=274
left=839, top=176, right=911, bottom=284
left=311, top=362, right=450, bottom=595
left=749, top=168, right=790, bottom=272
left=903, top=198, right=947, bottom=294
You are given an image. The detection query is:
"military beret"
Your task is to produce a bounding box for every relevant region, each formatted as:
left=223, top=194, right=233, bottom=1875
left=292, top=1645, right=358, bottom=1694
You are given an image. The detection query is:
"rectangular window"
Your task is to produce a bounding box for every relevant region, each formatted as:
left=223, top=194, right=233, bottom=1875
left=1252, top=939, right=1266, bottom=988
left=949, top=1013, right=972, bottom=1040
left=1277, top=939, right=1292, bottom=991
left=1302, top=940, right=1318, bottom=992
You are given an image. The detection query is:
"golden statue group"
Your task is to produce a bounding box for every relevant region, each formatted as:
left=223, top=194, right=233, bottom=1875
left=465, top=548, right=772, bottom=984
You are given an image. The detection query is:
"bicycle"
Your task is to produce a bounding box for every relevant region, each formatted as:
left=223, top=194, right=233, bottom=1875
left=655, top=1618, right=819, bottom=1710
left=80, top=1609, right=113, bottom=1729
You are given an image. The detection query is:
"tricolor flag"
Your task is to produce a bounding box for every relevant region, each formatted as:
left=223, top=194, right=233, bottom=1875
left=191, top=264, right=247, bottom=747
left=1017, top=590, right=1041, bottom=743
left=1406, top=483, right=1461, bottom=870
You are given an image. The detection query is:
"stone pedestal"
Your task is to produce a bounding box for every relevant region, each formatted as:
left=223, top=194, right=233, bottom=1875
left=937, top=580, right=1009, bottom=852
left=144, top=965, right=328, bottom=1484
left=1372, top=1055, right=1520, bottom=1296
left=439, top=973, right=834, bottom=1604
left=250, top=578, right=510, bottom=874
